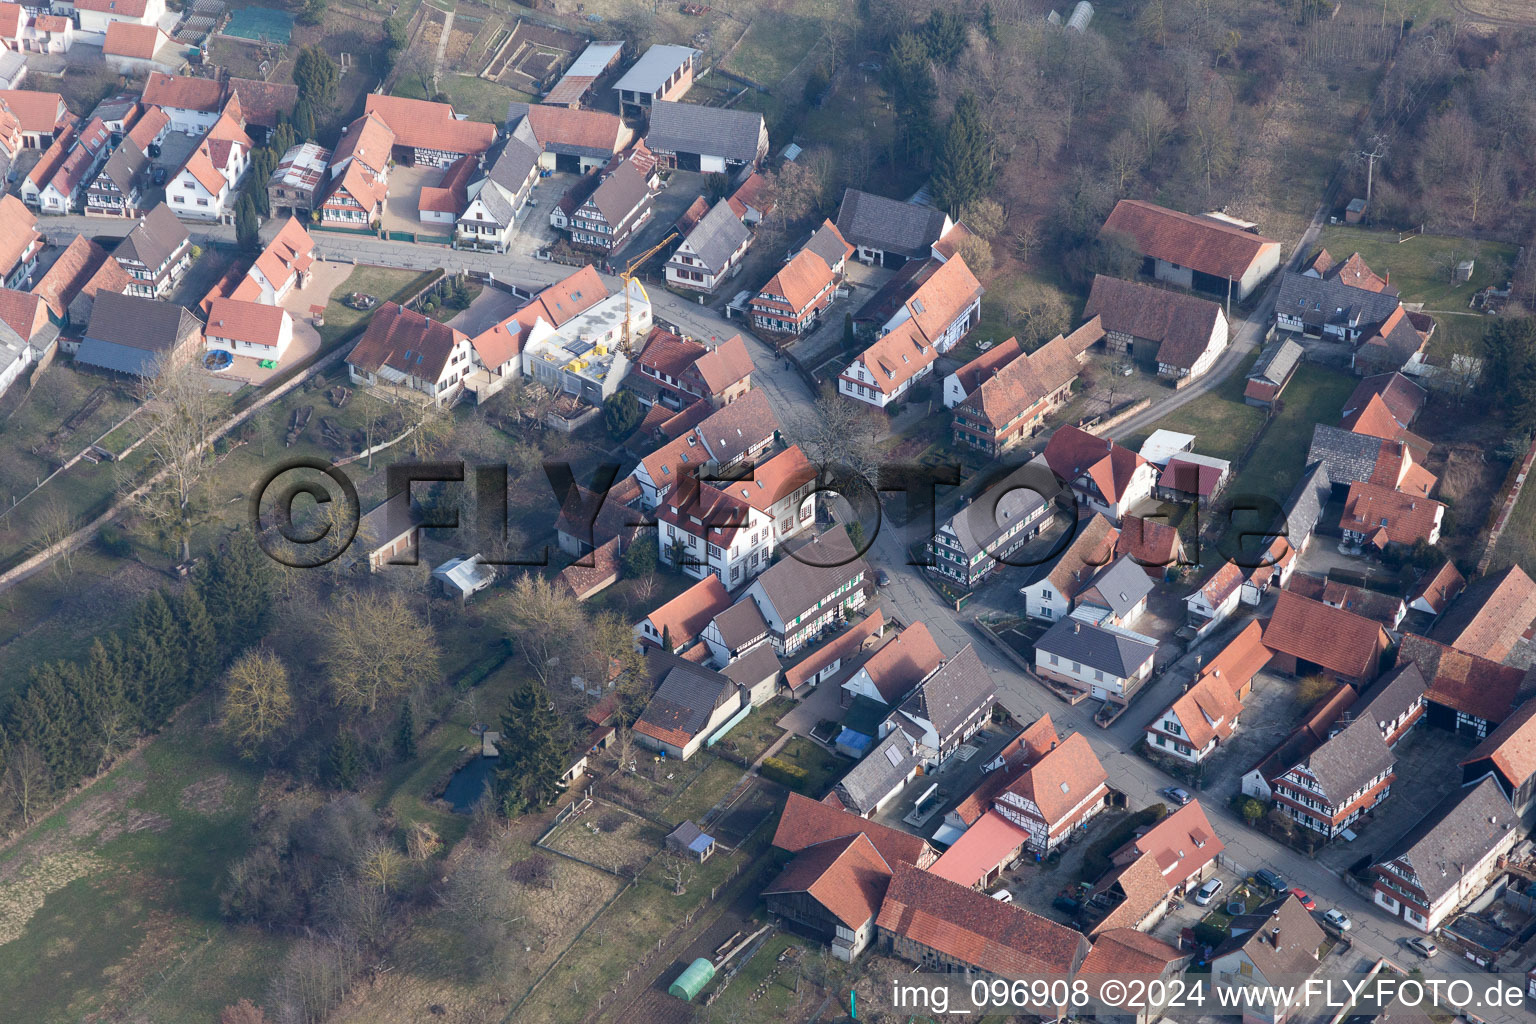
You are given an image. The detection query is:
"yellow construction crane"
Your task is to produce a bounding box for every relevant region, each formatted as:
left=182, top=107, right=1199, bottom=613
left=619, top=231, right=678, bottom=356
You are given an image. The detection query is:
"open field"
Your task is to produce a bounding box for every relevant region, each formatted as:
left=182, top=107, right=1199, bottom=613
left=1313, top=226, right=1517, bottom=309
left=710, top=698, right=791, bottom=763
left=1489, top=458, right=1536, bottom=576
left=1224, top=363, right=1357, bottom=506
left=544, top=800, right=666, bottom=876
left=660, top=756, right=744, bottom=828
left=316, top=265, right=435, bottom=345
left=391, top=71, right=535, bottom=120
left=1124, top=353, right=1266, bottom=465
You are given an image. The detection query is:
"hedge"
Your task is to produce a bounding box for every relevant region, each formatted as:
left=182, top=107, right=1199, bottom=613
left=761, top=757, right=809, bottom=789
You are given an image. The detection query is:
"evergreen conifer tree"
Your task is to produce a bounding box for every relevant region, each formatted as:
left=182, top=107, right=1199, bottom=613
left=396, top=701, right=417, bottom=762
left=930, top=93, right=997, bottom=216
left=493, top=681, right=566, bottom=817
left=200, top=530, right=273, bottom=648
left=329, top=732, right=363, bottom=790
left=130, top=591, right=181, bottom=726
left=176, top=586, right=220, bottom=692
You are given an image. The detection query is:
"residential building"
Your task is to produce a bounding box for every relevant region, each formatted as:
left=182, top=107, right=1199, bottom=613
left=0, top=90, right=68, bottom=150
left=462, top=265, right=609, bottom=398
left=951, top=334, right=1081, bottom=453
left=344, top=302, right=476, bottom=405
left=1035, top=616, right=1158, bottom=703
left=1042, top=425, right=1158, bottom=522
left=362, top=93, right=495, bottom=167
left=836, top=319, right=937, bottom=409
left=69, top=0, right=166, bottom=45
left=876, top=862, right=1091, bottom=975
left=727, top=171, right=774, bottom=225
left=505, top=101, right=634, bottom=174
left=632, top=649, right=744, bottom=760
left=1339, top=481, right=1445, bottom=551
left=75, top=291, right=201, bottom=376
left=1085, top=274, right=1229, bottom=382
left=34, top=117, right=111, bottom=214
left=85, top=137, right=148, bottom=217
left=1073, top=555, right=1154, bottom=628
left=1277, top=252, right=1402, bottom=341
left=566, top=158, right=653, bottom=253
left=1370, top=776, right=1519, bottom=932
left=1344, top=661, right=1428, bottom=748
left=834, top=188, right=955, bottom=268
left=1146, top=672, right=1242, bottom=765
left=664, top=199, right=752, bottom=293
left=1428, top=565, right=1536, bottom=664
left=1117, top=513, right=1185, bottom=580
left=454, top=136, right=540, bottom=253
left=1400, top=632, right=1524, bottom=739
left=986, top=731, right=1110, bottom=856
left=329, top=112, right=393, bottom=180
left=1185, top=562, right=1246, bottom=638
left=1101, top=199, right=1282, bottom=301
left=644, top=99, right=768, bottom=172
left=521, top=277, right=647, bottom=405
left=932, top=462, right=1056, bottom=587
left=1461, top=699, right=1536, bottom=821
left=861, top=253, right=984, bottom=355
left=1344, top=371, right=1426, bottom=430
left=139, top=71, right=223, bottom=134
left=723, top=443, right=818, bottom=547
left=886, top=643, right=996, bottom=771
left=113, top=203, right=191, bottom=298
left=1088, top=801, right=1224, bottom=934
left=613, top=43, right=697, bottom=115
left=783, top=610, right=885, bottom=699
left=943, top=337, right=1023, bottom=408
left=631, top=330, right=753, bottom=409
left=1210, top=896, right=1325, bottom=1024
left=800, top=218, right=854, bottom=276
left=634, top=573, right=731, bottom=654
left=1021, top=512, right=1120, bottom=620
left=1157, top=453, right=1232, bottom=506
left=1409, top=560, right=1465, bottom=616
left=1289, top=574, right=1406, bottom=629
left=417, top=153, right=473, bottom=226
left=224, top=79, right=297, bottom=144
left=1191, top=618, right=1271, bottom=703
left=630, top=389, right=779, bottom=509
left=700, top=599, right=771, bottom=667
left=750, top=248, right=837, bottom=336
left=320, top=158, right=388, bottom=229
left=102, top=21, right=171, bottom=72
left=1266, top=716, right=1396, bottom=838
left=840, top=621, right=943, bottom=708
left=228, top=217, right=317, bottom=306
left=203, top=298, right=293, bottom=362
left=0, top=193, right=41, bottom=288
left=833, top=726, right=927, bottom=818
left=1078, top=931, right=1187, bottom=1024
left=267, top=141, right=331, bottom=217
left=1244, top=337, right=1304, bottom=407
left=1262, top=590, right=1391, bottom=686
left=166, top=107, right=252, bottom=221
left=737, top=527, right=868, bottom=654
left=31, top=235, right=123, bottom=328
left=1353, top=306, right=1435, bottom=377
left=762, top=831, right=892, bottom=960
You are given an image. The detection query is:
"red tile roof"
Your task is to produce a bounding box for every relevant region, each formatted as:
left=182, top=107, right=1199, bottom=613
left=516, top=103, right=629, bottom=155
left=204, top=297, right=288, bottom=347
left=0, top=288, right=47, bottom=339
left=763, top=832, right=891, bottom=929
left=0, top=194, right=39, bottom=277
left=929, top=809, right=1030, bottom=887
left=0, top=3, right=20, bottom=38
left=331, top=112, right=395, bottom=176
left=1463, top=698, right=1536, bottom=787
left=1080, top=929, right=1183, bottom=978
left=1044, top=424, right=1150, bottom=505
left=950, top=337, right=1024, bottom=395
left=1433, top=566, right=1536, bottom=663
left=345, top=301, right=465, bottom=381
left=1195, top=619, right=1272, bottom=697
left=876, top=862, right=1089, bottom=975
left=1263, top=590, right=1389, bottom=680
left=725, top=444, right=816, bottom=514
left=1116, top=514, right=1182, bottom=577
left=849, top=319, right=936, bottom=396
left=140, top=72, right=223, bottom=113
left=855, top=621, right=943, bottom=703
left=1339, top=481, right=1444, bottom=548
left=1400, top=632, right=1524, bottom=725
left=557, top=536, right=620, bottom=601
left=103, top=21, right=163, bottom=59
left=33, top=13, right=68, bottom=31
left=693, top=335, right=754, bottom=393
left=1163, top=674, right=1242, bottom=749
left=1411, top=560, right=1465, bottom=614
left=758, top=248, right=834, bottom=313
left=773, top=791, right=933, bottom=868
left=959, top=333, right=1080, bottom=429
left=900, top=253, right=982, bottom=344
left=418, top=153, right=474, bottom=215
left=999, top=732, right=1108, bottom=825
left=783, top=610, right=884, bottom=692
left=364, top=93, right=494, bottom=156
left=1101, top=199, right=1280, bottom=281
left=641, top=574, right=731, bottom=649
left=76, top=0, right=150, bottom=14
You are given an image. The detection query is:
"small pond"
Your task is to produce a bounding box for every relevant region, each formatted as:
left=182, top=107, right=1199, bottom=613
left=442, top=757, right=493, bottom=813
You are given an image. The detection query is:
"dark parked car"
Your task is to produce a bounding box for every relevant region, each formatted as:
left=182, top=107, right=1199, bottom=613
left=152, top=166, right=166, bottom=186
left=875, top=569, right=891, bottom=587
left=1255, top=869, right=1287, bottom=891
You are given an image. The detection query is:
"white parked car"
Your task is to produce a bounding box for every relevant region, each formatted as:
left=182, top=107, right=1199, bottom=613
left=1194, top=878, right=1223, bottom=907
left=1323, top=909, right=1352, bottom=931
left=991, top=888, right=1013, bottom=903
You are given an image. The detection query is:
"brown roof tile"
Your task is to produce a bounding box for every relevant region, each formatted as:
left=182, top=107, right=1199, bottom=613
left=364, top=93, right=494, bottom=156
left=763, top=832, right=891, bottom=929
left=1463, top=698, right=1536, bottom=787
left=1263, top=590, right=1389, bottom=680
left=1101, top=199, right=1280, bottom=282
left=1000, top=732, right=1108, bottom=824
left=1402, top=632, right=1525, bottom=724
left=783, top=610, right=884, bottom=692
left=773, top=791, right=933, bottom=868
left=1084, top=275, right=1224, bottom=370
left=641, top=574, right=731, bottom=648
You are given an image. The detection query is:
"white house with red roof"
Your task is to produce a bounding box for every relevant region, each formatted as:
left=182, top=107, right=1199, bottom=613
left=64, top=0, right=165, bottom=44
left=657, top=475, right=774, bottom=586
left=749, top=248, right=837, bottom=336
left=167, top=105, right=251, bottom=222
left=1043, top=424, right=1158, bottom=522
left=362, top=93, right=495, bottom=167
left=345, top=302, right=476, bottom=404
left=36, top=117, right=111, bottom=214
left=204, top=298, right=293, bottom=361
left=139, top=71, right=222, bottom=134
left=633, top=573, right=731, bottom=653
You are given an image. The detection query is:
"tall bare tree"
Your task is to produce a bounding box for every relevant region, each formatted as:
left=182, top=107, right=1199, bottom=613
left=2, top=741, right=51, bottom=827
left=321, top=590, right=441, bottom=716
left=503, top=573, right=583, bottom=689
left=222, top=648, right=294, bottom=756
left=28, top=497, right=79, bottom=577
left=133, top=354, right=223, bottom=560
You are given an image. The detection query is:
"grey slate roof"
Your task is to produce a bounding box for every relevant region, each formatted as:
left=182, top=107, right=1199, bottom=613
left=1276, top=270, right=1402, bottom=333
left=837, top=728, right=922, bottom=815
left=679, top=199, right=750, bottom=275
left=1080, top=555, right=1155, bottom=618
left=78, top=292, right=202, bottom=377
left=114, top=203, right=189, bottom=271
left=720, top=641, right=781, bottom=689
left=586, top=160, right=650, bottom=227
left=835, top=188, right=950, bottom=259
left=613, top=44, right=699, bottom=95
left=645, top=101, right=766, bottom=164
left=802, top=220, right=849, bottom=268
left=464, top=174, right=515, bottom=226
left=1346, top=662, right=1426, bottom=738
left=1294, top=716, right=1395, bottom=807
left=94, top=138, right=146, bottom=195
left=1213, top=895, right=1325, bottom=978
left=752, top=527, right=868, bottom=623
left=640, top=654, right=739, bottom=739
left=1284, top=460, right=1332, bottom=541
left=1248, top=337, right=1304, bottom=386
left=1376, top=775, right=1515, bottom=904
left=898, top=643, right=995, bottom=740
left=945, top=462, right=1054, bottom=558
left=713, top=598, right=769, bottom=649
left=1306, top=424, right=1384, bottom=486
left=488, top=135, right=539, bottom=194
left=1035, top=618, right=1157, bottom=678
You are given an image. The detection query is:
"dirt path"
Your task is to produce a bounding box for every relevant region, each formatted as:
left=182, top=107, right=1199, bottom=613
left=433, top=7, right=455, bottom=82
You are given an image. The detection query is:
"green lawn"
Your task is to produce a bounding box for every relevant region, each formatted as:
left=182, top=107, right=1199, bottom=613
left=318, top=265, right=436, bottom=346
left=1225, top=362, right=1357, bottom=507
left=392, top=73, right=533, bottom=123
left=703, top=931, right=806, bottom=1019
left=0, top=723, right=284, bottom=1023
left=662, top=755, right=745, bottom=827
left=1490, top=461, right=1536, bottom=577
left=724, top=6, right=826, bottom=86
left=1313, top=225, right=1516, bottom=310
left=710, top=699, right=790, bottom=764
left=771, top=736, right=848, bottom=799
left=1122, top=352, right=1265, bottom=464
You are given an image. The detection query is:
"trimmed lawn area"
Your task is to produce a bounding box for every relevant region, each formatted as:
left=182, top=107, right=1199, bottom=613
left=1225, top=362, right=1357, bottom=506
left=318, top=265, right=436, bottom=346
left=1313, top=226, right=1517, bottom=309
left=391, top=73, right=534, bottom=123
left=1490, top=463, right=1536, bottom=576
left=703, top=931, right=807, bottom=1018
left=662, top=755, right=745, bottom=827
left=771, top=736, right=848, bottom=799
left=711, top=698, right=791, bottom=764
left=723, top=0, right=836, bottom=86
left=1122, top=352, right=1265, bottom=464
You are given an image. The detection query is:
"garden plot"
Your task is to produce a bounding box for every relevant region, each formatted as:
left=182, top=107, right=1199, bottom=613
left=543, top=800, right=665, bottom=877
left=480, top=19, right=584, bottom=92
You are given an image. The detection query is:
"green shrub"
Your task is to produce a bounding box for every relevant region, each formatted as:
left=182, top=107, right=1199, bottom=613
left=761, top=757, right=809, bottom=789
left=1192, top=922, right=1227, bottom=949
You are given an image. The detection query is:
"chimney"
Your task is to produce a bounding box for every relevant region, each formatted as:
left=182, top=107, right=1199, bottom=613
left=1270, top=926, right=1281, bottom=948
left=1073, top=622, right=1080, bottom=634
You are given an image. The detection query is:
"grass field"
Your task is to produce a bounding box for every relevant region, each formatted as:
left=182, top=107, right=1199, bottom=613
left=0, top=721, right=280, bottom=1023
left=1313, top=226, right=1517, bottom=310
left=317, top=265, right=435, bottom=345
left=1223, top=363, right=1357, bottom=508
left=710, top=698, right=790, bottom=764
left=661, top=756, right=744, bottom=827
left=771, top=736, right=847, bottom=799
left=703, top=931, right=810, bottom=1019
left=1123, top=353, right=1266, bottom=464
left=1489, top=460, right=1536, bottom=576
left=391, top=72, right=534, bottom=122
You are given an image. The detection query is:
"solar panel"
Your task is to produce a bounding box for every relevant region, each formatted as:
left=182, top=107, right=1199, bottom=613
left=884, top=744, right=904, bottom=768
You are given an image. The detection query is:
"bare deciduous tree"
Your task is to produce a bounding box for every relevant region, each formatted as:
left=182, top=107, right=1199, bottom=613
left=28, top=498, right=79, bottom=577
left=321, top=591, right=440, bottom=717
left=133, top=354, right=223, bottom=560
left=664, top=853, right=695, bottom=895
left=503, top=573, right=583, bottom=689
left=222, top=648, right=294, bottom=755
left=2, top=742, right=51, bottom=827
